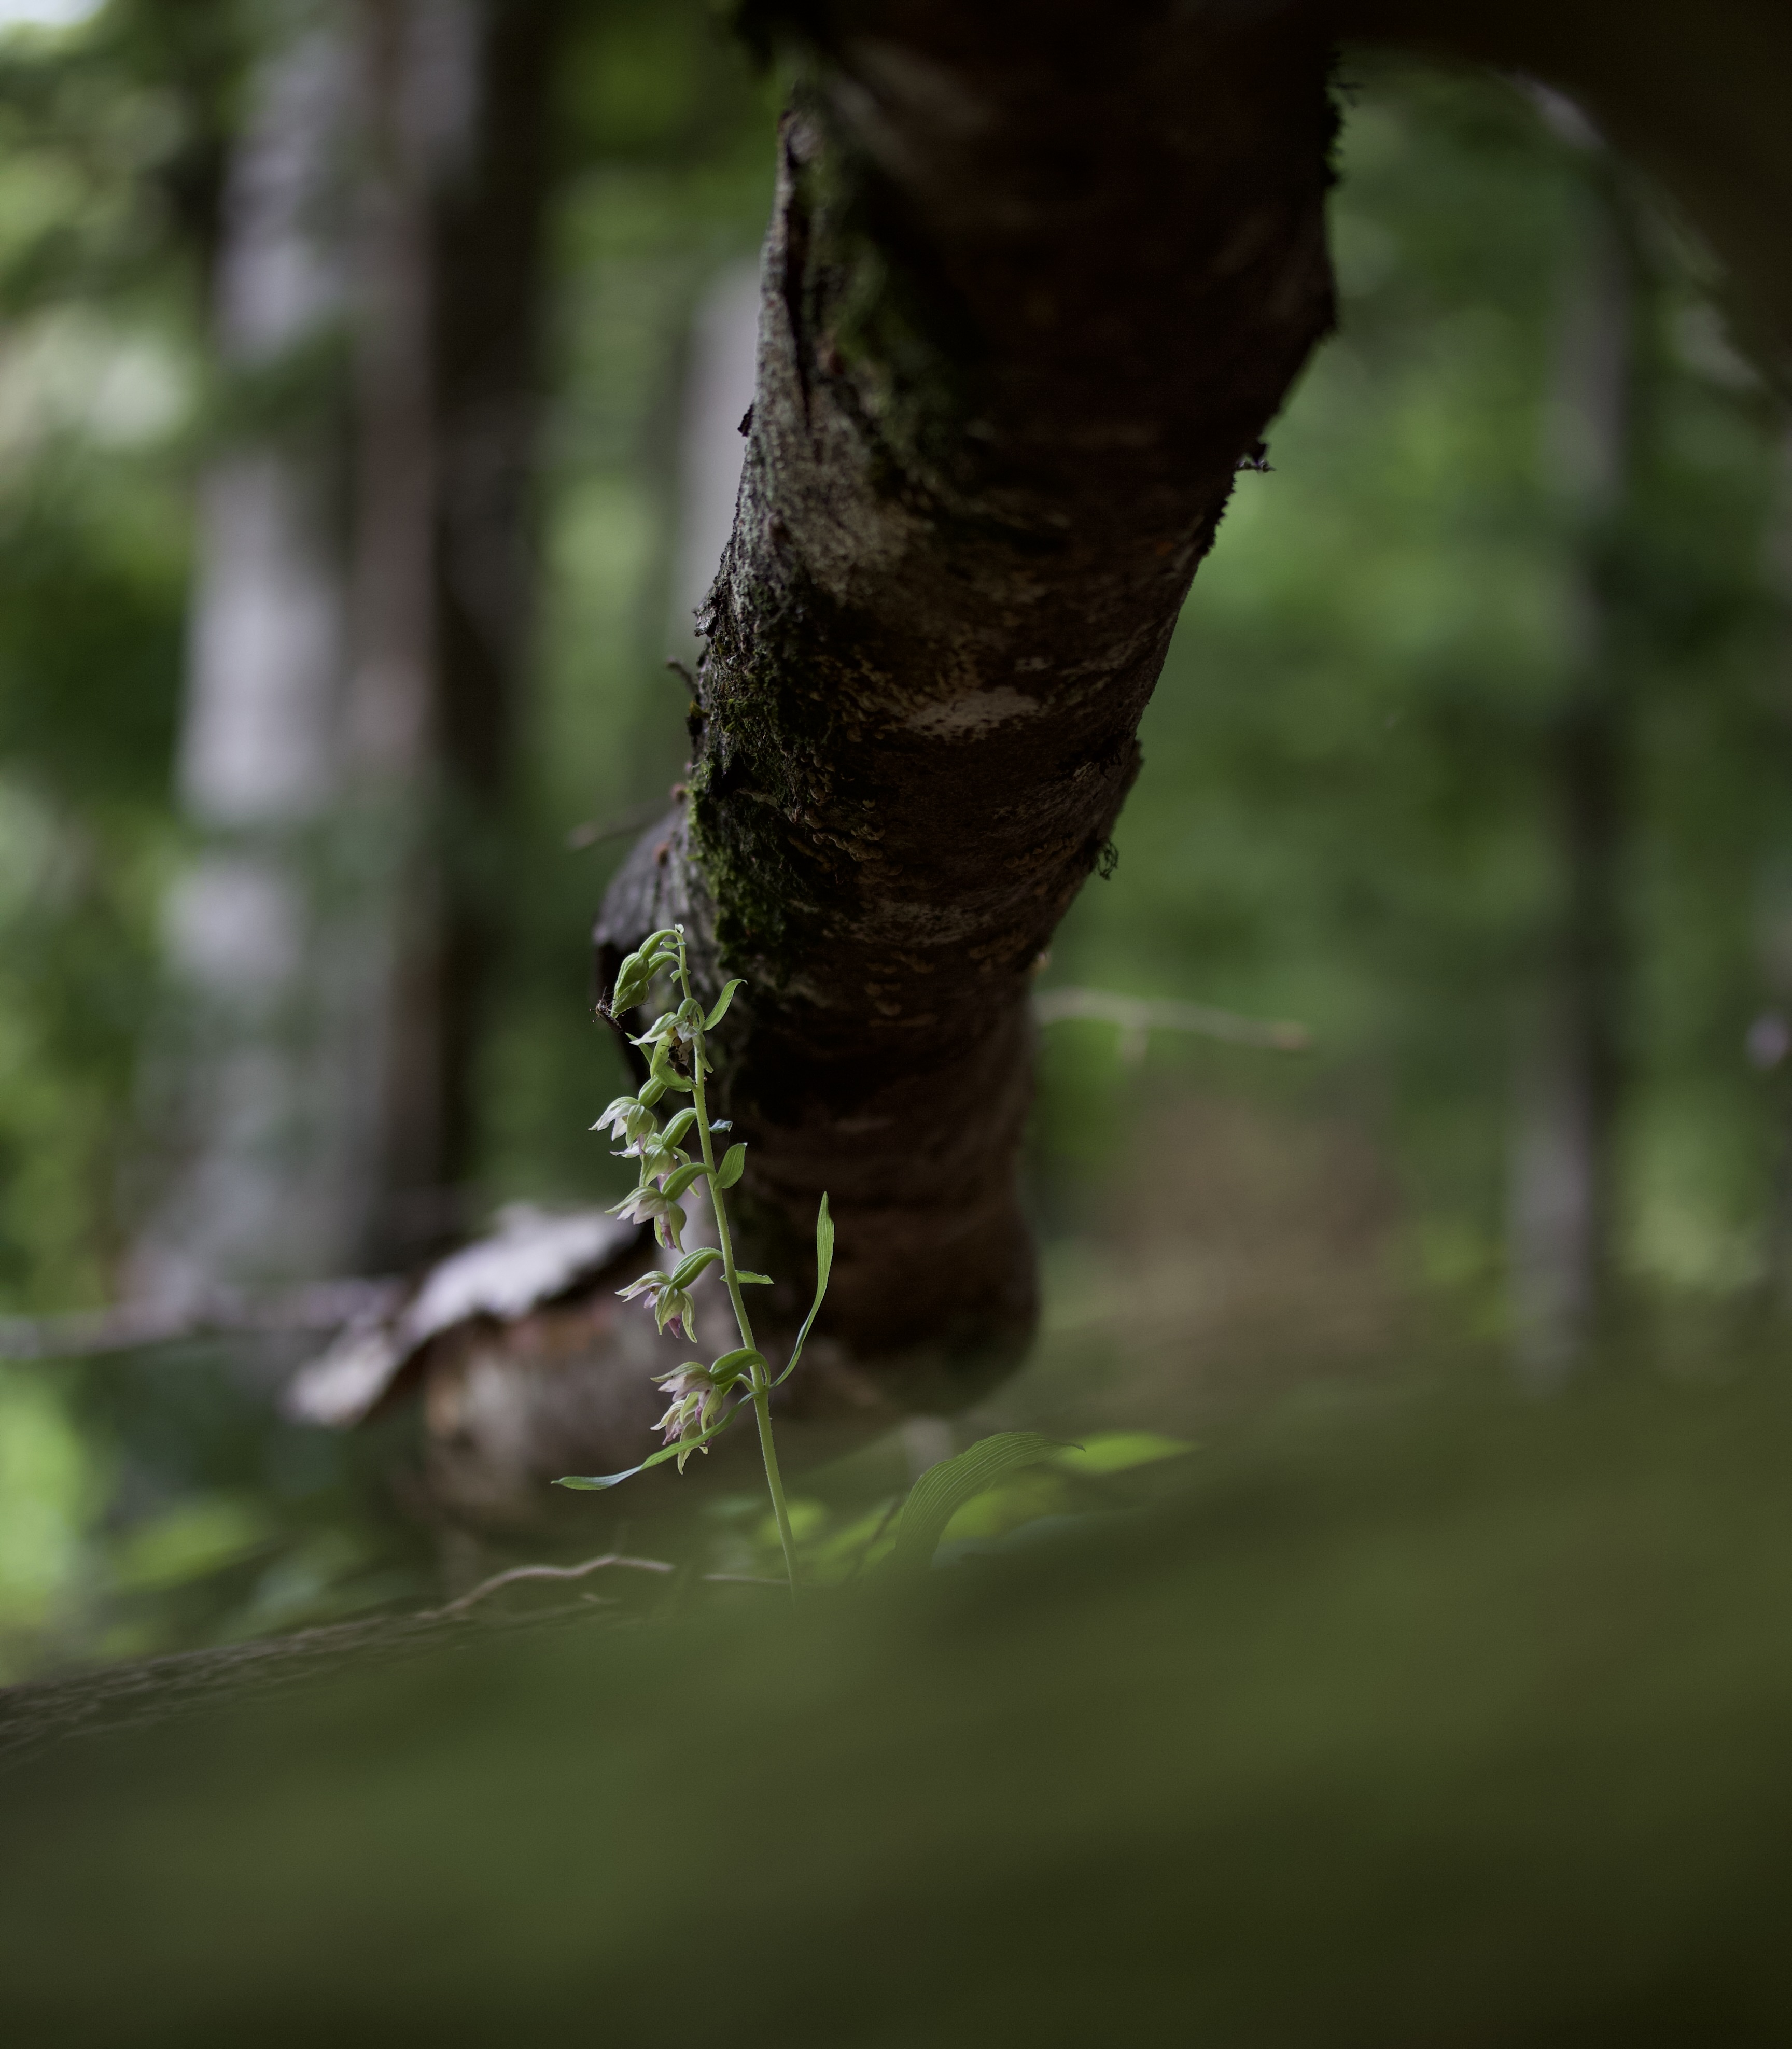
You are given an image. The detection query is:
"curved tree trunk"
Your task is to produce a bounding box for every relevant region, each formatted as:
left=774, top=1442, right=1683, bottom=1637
left=598, top=1, right=1337, bottom=1421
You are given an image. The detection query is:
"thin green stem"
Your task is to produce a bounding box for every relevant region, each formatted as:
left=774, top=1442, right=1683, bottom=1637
left=749, top=1364, right=801, bottom=1593
left=676, top=933, right=798, bottom=1596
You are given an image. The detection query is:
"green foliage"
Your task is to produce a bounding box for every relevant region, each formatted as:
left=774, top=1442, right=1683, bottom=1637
left=1038, top=59, right=1789, bottom=1319
left=0, top=1341, right=432, bottom=1685
left=10, top=1362, right=1792, bottom=2038
left=0, top=1363, right=92, bottom=1661
left=565, top=931, right=829, bottom=1589
left=0, top=2, right=230, bottom=1309
left=887, top=1430, right=1064, bottom=1573
left=0, top=399, right=188, bottom=1307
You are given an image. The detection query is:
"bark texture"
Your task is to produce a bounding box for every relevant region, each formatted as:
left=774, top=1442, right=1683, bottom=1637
left=599, top=1, right=1337, bottom=1413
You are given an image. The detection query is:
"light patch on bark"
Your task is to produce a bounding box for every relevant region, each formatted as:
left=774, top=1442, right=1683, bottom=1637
left=904, top=686, right=1042, bottom=737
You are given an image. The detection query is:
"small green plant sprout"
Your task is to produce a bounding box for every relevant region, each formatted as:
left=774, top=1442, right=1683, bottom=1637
left=555, top=925, right=832, bottom=1596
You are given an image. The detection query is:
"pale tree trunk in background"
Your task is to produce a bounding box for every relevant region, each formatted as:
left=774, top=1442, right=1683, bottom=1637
left=132, top=0, right=563, bottom=1306
left=131, top=11, right=360, bottom=1310
left=669, top=262, right=761, bottom=663
left=1509, top=131, right=1639, bottom=1381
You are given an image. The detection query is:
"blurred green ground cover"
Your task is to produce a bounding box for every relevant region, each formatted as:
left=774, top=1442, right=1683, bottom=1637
left=0, top=1343, right=432, bottom=1679
left=6, top=1356, right=1792, bottom=2041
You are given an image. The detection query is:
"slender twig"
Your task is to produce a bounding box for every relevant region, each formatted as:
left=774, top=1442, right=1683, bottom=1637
left=1033, top=985, right=1310, bottom=1060
left=430, top=1552, right=674, bottom=1620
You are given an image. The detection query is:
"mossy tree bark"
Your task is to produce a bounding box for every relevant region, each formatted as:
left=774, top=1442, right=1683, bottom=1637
left=599, top=1, right=1337, bottom=1418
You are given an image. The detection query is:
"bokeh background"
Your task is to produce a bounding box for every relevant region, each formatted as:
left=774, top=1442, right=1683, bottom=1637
left=1, top=0, right=1787, bottom=1680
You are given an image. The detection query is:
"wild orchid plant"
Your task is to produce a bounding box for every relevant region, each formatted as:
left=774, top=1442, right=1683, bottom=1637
left=554, top=925, right=832, bottom=1596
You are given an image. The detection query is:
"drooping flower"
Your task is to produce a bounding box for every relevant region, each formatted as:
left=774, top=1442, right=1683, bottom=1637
left=591, top=1094, right=658, bottom=1153
left=614, top=1269, right=698, bottom=1341
left=655, top=1287, right=697, bottom=1341
left=651, top=1362, right=727, bottom=1468
left=607, top=1183, right=687, bottom=1248
left=616, top=1268, right=670, bottom=1308
left=629, top=1012, right=680, bottom=1054
left=634, top=1138, right=688, bottom=1188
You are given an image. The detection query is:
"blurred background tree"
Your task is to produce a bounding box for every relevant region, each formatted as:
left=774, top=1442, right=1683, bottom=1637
left=1028, top=61, right=1788, bottom=1411
left=0, top=1, right=1786, bottom=1676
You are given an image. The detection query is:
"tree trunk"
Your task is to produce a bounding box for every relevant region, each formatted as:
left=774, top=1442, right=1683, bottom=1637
left=342, top=0, right=564, bottom=1267
left=130, top=13, right=362, bottom=1309
left=1509, top=138, right=1639, bottom=1381
left=133, top=0, right=564, bottom=1301
left=1753, top=431, right=1792, bottom=1309
left=670, top=262, right=762, bottom=664
left=426, top=0, right=565, bottom=1225
left=598, top=2, right=1337, bottom=1421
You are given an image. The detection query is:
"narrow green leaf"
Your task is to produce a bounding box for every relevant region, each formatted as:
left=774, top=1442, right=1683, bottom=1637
left=714, top=1141, right=747, bottom=1189
left=710, top=1346, right=767, bottom=1382
left=735, top=1270, right=773, bottom=1285
left=704, top=978, right=746, bottom=1030
left=555, top=1468, right=647, bottom=1493
left=668, top=1246, right=724, bottom=1289
left=771, top=1194, right=833, bottom=1387
left=554, top=1397, right=748, bottom=1489
left=1048, top=1431, right=1193, bottom=1475
left=661, top=1161, right=710, bottom=1201
left=888, top=1433, right=1066, bottom=1570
